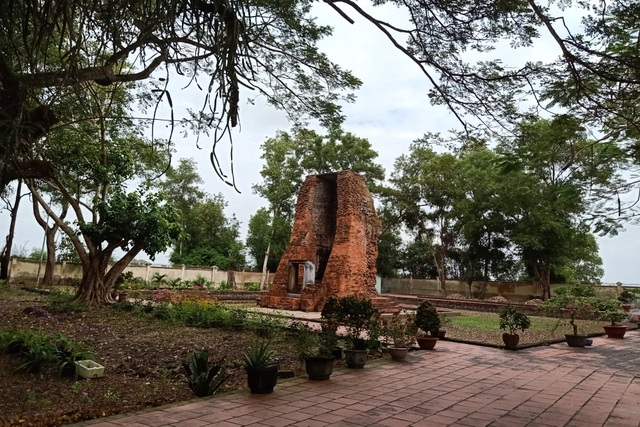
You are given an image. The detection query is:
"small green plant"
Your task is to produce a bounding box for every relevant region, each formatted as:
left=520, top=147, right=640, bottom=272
left=245, top=282, right=260, bottom=292
left=243, top=341, right=277, bottom=368
left=182, top=349, right=229, bottom=397
left=415, top=300, right=441, bottom=336
left=499, top=305, right=531, bottom=335
left=218, top=280, right=232, bottom=291
left=597, top=298, right=628, bottom=325
left=618, top=289, right=635, bottom=304
left=541, top=284, right=600, bottom=335
left=250, top=314, right=285, bottom=339
left=53, top=334, right=94, bottom=377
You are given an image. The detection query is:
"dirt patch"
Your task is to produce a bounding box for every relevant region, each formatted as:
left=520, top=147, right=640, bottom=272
left=0, top=289, right=307, bottom=427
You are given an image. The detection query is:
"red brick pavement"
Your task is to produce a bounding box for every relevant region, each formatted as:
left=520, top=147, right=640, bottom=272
left=70, top=330, right=640, bottom=427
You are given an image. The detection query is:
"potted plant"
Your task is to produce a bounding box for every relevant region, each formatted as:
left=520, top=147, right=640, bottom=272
left=498, top=305, right=531, bottom=348
left=618, top=289, right=634, bottom=312
left=291, top=321, right=337, bottom=380
left=243, top=340, right=278, bottom=393
left=332, top=296, right=379, bottom=368
left=541, top=284, right=599, bottom=348
left=182, top=349, right=228, bottom=397
left=414, top=300, right=440, bottom=349
left=598, top=298, right=628, bottom=339
left=380, top=313, right=416, bottom=361
left=320, top=297, right=344, bottom=359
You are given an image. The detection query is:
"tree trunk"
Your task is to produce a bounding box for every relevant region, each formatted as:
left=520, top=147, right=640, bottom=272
left=260, top=241, right=271, bottom=290
left=75, top=258, right=114, bottom=305
left=0, top=178, right=22, bottom=280
left=432, top=249, right=447, bottom=296
left=74, top=244, right=143, bottom=305
left=42, top=225, right=59, bottom=286
left=227, top=270, right=236, bottom=289
left=533, top=262, right=551, bottom=300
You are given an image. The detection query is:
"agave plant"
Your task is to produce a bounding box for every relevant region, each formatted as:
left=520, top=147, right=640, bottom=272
left=182, top=349, right=228, bottom=397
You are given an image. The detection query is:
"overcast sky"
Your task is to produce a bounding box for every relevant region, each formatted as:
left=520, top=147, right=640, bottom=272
left=1, top=3, right=638, bottom=284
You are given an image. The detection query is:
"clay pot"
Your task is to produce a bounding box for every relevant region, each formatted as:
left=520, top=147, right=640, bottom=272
left=502, top=333, right=520, bottom=348
left=387, top=347, right=409, bottom=361
left=344, top=349, right=368, bottom=368
left=603, top=325, right=627, bottom=339
left=416, top=336, right=438, bottom=350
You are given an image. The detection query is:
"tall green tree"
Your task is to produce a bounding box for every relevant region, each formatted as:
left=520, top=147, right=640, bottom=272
left=170, top=194, right=246, bottom=272
left=246, top=207, right=291, bottom=272
left=26, top=79, right=181, bottom=304
left=390, top=135, right=462, bottom=294
left=496, top=115, right=621, bottom=298
left=154, top=158, right=206, bottom=257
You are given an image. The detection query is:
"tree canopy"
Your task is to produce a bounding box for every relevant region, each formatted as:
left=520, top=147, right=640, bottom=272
left=3, top=0, right=639, bottom=197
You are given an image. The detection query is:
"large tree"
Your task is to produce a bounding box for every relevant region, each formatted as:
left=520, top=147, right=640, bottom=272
left=26, top=78, right=181, bottom=304
left=495, top=115, right=623, bottom=298
left=4, top=1, right=640, bottom=251
left=169, top=194, right=246, bottom=272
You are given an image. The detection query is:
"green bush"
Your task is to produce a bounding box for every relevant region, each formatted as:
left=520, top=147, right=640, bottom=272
left=415, top=300, right=441, bottom=335
left=498, top=305, right=531, bottom=335
left=0, top=330, right=92, bottom=375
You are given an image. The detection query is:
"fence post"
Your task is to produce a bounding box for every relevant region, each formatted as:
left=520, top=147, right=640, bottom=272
left=145, top=264, right=151, bottom=283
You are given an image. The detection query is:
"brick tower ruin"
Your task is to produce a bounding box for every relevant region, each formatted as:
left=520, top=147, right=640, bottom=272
left=259, top=171, right=380, bottom=312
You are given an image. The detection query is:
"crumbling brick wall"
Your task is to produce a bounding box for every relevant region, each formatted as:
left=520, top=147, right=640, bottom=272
left=260, top=171, right=380, bottom=311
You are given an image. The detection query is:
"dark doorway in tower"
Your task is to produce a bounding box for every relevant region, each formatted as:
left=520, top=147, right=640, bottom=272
left=313, top=173, right=337, bottom=282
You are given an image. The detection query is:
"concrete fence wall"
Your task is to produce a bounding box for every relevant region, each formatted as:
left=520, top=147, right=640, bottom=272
left=381, top=277, right=620, bottom=301
left=6, top=257, right=274, bottom=287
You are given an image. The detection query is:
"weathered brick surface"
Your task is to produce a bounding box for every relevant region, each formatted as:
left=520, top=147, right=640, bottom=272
left=260, top=172, right=381, bottom=312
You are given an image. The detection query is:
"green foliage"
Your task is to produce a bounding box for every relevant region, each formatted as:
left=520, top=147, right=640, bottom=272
left=331, top=296, right=378, bottom=350
left=182, top=349, right=228, bottom=397
left=0, top=330, right=93, bottom=375
left=498, top=306, right=531, bottom=335
left=169, top=194, right=246, bottom=269
left=245, top=282, right=261, bottom=292
left=249, top=315, right=286, bottom=339
left=618, top=289, right=635, bottom=303
left=541, top=285, right=601, bottom=335
left=53, top=334, right=94, bottom=377
left=243, top=341, right=277, bottom=369
left=246, top=208, right=291, bottom=272
left=47, top=292, right=89, bottom=314
left=415, top=300, right=441, bottom=335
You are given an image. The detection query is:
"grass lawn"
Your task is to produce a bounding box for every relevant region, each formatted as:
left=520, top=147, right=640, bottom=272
left=445, top=309, right=636, bottom=346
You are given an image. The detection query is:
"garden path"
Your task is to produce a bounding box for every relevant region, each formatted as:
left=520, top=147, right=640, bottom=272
left=69, top=327, right=640, bottom=426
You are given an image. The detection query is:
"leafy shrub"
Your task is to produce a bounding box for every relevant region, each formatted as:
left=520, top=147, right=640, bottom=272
left=53, top=334, right=94, bottom=377
left=331, top=296, right=378, bottom=350
left=498, top=305, right=531, bottom=335
left=182, top=349, right=228, bottom=397
left=249, top=314, right=286, bottom=339
left=415, top=300, right=441, bottom=335
left=0, top=330, right=91, bottom=375
left=245, top=282, right=260, bottom=292
left=218, top=280, right=232, bottom=291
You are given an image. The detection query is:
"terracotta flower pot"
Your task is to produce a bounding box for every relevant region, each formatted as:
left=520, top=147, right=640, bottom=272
left=502, top=333, right=520, bottom=348
left=416, top=336, right=438, bottom=350
left=387, top=347, right=409, bottom=361
left=603, top=325, right=627, bottom=339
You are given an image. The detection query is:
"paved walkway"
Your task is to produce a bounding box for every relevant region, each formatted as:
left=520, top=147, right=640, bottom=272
left=73, top=330, right=640, bottom=427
